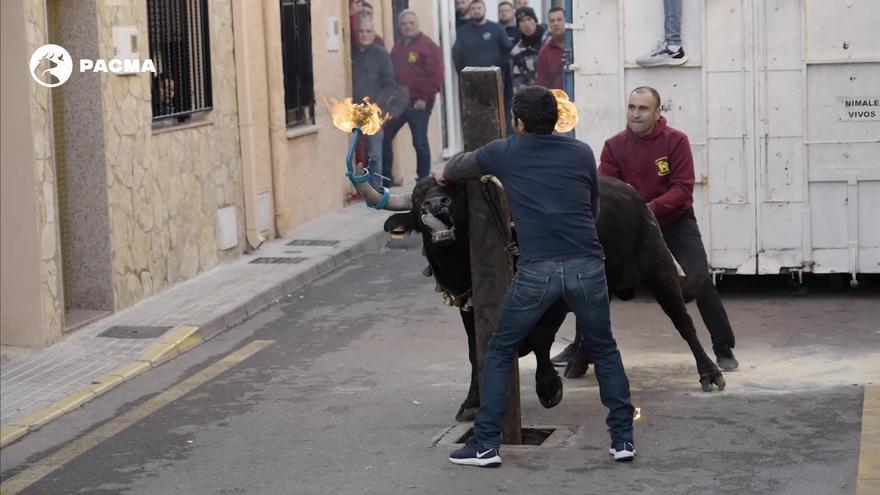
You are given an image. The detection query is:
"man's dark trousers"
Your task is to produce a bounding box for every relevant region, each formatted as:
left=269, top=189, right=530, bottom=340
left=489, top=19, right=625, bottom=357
left=661, top=208, right=736, bottom=355
left=382, top=100, right=434, bottom=185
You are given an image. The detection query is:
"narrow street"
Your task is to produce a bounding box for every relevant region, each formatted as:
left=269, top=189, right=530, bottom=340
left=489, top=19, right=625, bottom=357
left=2, top=239, right=877, bottom=494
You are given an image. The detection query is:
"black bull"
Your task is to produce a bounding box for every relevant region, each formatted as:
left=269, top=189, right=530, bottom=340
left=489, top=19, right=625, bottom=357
left=382, top=176, right=726, bottom=422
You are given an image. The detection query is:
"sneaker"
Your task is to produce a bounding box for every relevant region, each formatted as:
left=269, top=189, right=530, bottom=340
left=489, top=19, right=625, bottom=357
left=551, top=341, right=579, bottom=367
left=715, top=346, right=739, bottom=371
left=636, top=41, right=688, bottom=67
left=609, top=441, right=636, bottom=462
left=449, top=439, right=502, bottom=467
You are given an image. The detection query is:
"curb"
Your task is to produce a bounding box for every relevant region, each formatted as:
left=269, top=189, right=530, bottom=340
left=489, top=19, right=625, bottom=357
left=0, top=230, right=389, bottom=449
left=0, top=325, right=201, bottom=449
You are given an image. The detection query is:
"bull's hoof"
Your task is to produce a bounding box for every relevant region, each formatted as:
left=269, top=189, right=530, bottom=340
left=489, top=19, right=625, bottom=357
left=699, top=370, right=726, bottom=392
left=456, top=406, right=478, bottom=422
left=564, top=358, right=589, bottom=379
left=536, top=374, right=563, bottom=409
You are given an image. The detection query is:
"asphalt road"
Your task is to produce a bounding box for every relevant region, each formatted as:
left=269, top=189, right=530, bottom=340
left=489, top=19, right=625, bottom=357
left=2, top=238, right=878, bottom=495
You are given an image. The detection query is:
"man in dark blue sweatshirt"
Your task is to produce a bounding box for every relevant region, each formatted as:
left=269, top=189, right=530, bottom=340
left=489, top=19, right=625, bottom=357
left=452, top=0, right=513, bottom=131
left=439, top=86, right=636, bottom=467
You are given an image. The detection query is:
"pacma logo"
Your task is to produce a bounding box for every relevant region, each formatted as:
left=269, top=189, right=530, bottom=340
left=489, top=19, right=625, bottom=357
left=29, top=43, right=155, bottom=88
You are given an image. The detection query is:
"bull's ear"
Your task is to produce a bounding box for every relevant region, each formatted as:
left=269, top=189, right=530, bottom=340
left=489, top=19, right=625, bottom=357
left=384, top=212, right=416, bottom=234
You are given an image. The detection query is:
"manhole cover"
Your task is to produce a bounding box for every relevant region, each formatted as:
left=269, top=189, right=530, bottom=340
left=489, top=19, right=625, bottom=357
left=285, top=239, right=340, bottom=247
left=249, top=257, right=307, bottom=264
left=99, top=326, right=171, bottom=339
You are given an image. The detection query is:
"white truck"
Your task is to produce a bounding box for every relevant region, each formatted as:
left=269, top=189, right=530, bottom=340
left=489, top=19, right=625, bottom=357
left=570, top=0, right=879, bottom=286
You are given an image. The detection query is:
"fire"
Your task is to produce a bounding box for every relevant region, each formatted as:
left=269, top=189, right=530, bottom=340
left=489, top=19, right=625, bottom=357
left=551, top=89, right=579, bottom=133
left=324, top=96, right=388, bottom=135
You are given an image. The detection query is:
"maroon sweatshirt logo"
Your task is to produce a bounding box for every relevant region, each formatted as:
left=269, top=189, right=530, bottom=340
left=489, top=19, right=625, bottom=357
left=655, top=157, right=670, bottom=176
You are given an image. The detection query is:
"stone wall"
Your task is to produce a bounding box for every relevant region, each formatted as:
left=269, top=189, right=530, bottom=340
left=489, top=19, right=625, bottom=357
left=98, top=0, right=245, bottom=310
left=26, top=0, right=64, bottom=343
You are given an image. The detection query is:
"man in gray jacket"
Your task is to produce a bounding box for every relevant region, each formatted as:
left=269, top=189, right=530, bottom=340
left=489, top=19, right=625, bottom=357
left=352, top=18, right=397, bottom=190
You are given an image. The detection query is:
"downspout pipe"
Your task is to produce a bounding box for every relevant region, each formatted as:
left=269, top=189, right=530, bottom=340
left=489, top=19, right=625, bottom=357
left=231, top=0, right=266, bottom=250
left=262, top=0, right=289, bottom=233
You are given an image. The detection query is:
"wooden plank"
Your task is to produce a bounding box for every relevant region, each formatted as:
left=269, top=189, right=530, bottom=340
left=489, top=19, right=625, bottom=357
left=460, top=67, right=521, bottom=445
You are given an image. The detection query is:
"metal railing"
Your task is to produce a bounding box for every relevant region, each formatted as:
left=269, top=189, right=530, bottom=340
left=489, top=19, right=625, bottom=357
left=147, top=0, right=213, bottom=122
left=280, top=0, right=315, bottom=127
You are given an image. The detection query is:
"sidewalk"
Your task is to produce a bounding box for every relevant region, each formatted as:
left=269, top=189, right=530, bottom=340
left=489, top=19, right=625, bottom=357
left=0, top=197, right=397, bottom=448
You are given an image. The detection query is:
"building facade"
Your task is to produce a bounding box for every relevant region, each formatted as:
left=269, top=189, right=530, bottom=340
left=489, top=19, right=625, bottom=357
left=1, top=0, right=444, bottom=348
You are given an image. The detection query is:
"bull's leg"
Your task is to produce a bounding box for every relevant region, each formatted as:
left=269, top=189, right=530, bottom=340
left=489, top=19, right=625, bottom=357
left=526, top=300, right=568, bottom=408
left=642, top=256, right=725, bottom=392
left=564, top=333, right=593, bottom=379
left=456, top=308, right=480, bottom=422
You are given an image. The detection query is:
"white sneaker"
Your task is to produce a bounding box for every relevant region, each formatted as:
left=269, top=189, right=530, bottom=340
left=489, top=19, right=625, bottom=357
left=636, top=41, right=688, bottom=67
left=609, top=441, right=636, bottom=462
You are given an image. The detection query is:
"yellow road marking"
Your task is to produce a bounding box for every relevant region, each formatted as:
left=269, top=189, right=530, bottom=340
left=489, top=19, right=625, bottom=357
left=858, top=384, right=880, bottom=495
left=0, top=340, right=274, bottom=495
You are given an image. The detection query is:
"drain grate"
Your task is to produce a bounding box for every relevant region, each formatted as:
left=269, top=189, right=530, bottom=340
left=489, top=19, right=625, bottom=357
left=285, top=239, right=341, bottom=247
left=99, top=326, right=171, bottom=339
left=456, top=426, right=555, bottom=446
left=249, top=257, right=307, bottom=264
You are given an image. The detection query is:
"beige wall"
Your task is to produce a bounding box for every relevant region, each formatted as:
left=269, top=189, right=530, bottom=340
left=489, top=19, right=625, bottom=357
left=97, top=0, right=246, bottom=310
left=268, top=0, right=356, bottom=234
left=1, top=0, right=57, bottom=347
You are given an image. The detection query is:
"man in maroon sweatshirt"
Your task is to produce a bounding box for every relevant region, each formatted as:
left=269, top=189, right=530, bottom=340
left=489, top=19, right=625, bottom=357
left=598, top=86, right=739, bottom=371
left=536, top=6, right=566, bottom=90
left=381, top=10, right=443, bottom=185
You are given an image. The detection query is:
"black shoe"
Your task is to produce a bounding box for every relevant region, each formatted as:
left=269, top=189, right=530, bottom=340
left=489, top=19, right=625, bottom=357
left=714, top=346, right=739, bottom=371
left=448, top=439, right=502, bottom=467
left=609, top=441, right=636, bottom=462
left=551, top=341, right=579, bottom=367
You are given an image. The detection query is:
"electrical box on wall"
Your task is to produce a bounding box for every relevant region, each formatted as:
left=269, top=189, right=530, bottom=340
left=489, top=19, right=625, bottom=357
left=326, top=17, right=340, bottom=52
left=111, top=26, right=140, bottom=74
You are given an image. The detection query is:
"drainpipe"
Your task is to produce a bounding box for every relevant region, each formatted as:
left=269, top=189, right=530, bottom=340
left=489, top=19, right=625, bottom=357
left=262, top=0, right=290, bottom=232
left=231, top=0, right=267, bottom=250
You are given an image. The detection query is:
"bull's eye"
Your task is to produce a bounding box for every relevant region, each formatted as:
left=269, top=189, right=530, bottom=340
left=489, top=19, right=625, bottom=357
left=441, top=197, right=451, bottom=206
left=421, top=200, right=431, bottom=210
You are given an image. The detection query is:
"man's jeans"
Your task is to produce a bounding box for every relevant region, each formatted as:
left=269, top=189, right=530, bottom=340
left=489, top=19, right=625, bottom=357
left=664, top=0, right=682, bottom=44
left=365, top=129, right=385, bottom=191
left=474, top=256, right=635, bottom=448
left=382, top=101, right=434, bottom=184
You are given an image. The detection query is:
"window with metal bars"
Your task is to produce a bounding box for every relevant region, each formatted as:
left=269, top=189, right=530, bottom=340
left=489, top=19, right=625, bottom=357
left=147, top=0, right=213, bottom=123
left=280, top=0, right=315, bottom=127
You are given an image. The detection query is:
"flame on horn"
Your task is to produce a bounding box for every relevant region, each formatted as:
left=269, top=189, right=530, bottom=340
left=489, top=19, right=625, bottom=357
left=551, top=89, right=579, bottom=133
left=324, top=96, right=389, bottom=135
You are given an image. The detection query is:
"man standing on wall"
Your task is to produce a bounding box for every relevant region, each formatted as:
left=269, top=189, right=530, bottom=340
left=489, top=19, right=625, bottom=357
left=382, top=10, right=444, bottom=185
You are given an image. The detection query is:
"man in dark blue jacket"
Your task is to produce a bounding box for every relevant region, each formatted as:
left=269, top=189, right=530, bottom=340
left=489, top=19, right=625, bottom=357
left=452, top=0, right=513, bottom=131
left=439, top=86, right=636, bottom=467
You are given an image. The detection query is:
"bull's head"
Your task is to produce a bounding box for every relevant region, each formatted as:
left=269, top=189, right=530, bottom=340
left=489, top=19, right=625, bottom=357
left=382, top=177, right=468, bottom=248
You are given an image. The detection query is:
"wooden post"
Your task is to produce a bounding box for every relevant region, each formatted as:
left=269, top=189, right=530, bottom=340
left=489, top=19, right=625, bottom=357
left=459, top=67, right=522, bottom=445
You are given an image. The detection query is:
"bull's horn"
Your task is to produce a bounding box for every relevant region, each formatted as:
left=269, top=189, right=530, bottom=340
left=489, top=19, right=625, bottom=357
left=353, top=178, right=413, bottom=211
